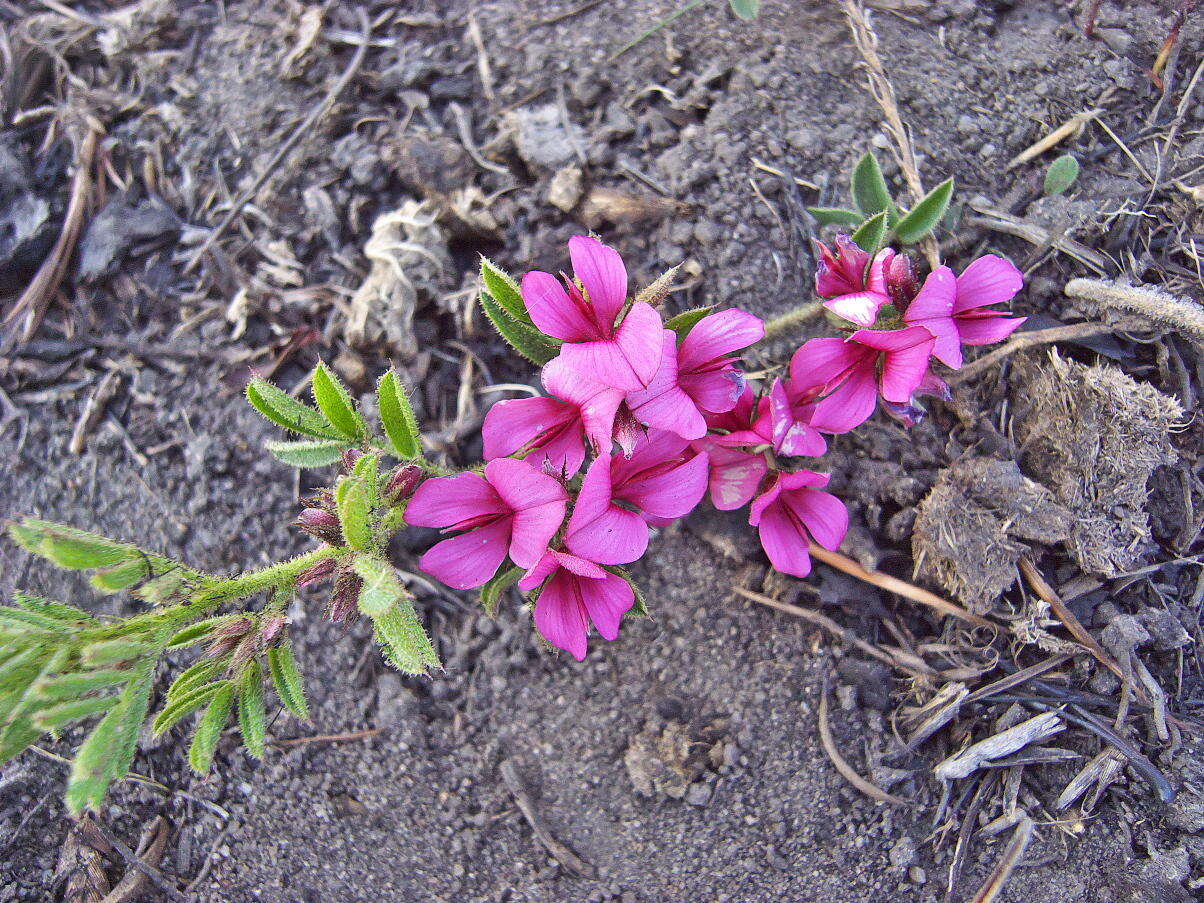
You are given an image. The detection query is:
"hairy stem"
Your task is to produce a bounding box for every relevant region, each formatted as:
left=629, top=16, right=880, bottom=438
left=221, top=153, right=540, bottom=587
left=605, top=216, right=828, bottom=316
left=197, top=546, right=344, bottom=608
left=763, top=301, right=824, bottom=339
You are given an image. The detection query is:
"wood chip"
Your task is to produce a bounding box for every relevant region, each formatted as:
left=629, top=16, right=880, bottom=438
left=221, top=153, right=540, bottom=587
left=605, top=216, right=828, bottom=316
left=934, top=712, right=1065, bottom=781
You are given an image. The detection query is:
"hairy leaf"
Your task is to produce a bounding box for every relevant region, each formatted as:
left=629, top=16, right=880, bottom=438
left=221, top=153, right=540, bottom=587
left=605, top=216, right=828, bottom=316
left=14, top=594, right=97, bottom=625
left=65, top=705, right=122, bottom=814
left=1044, top=154, right=1080, bottom=196
left=851, top=152, right=893, bottom=217
left=374, top=600, right=441, bottom=675
left=729, top=0, right=760, bottom=18
left=238, top=661, right=267, bottom=760
left=0, top=606, right=76, bottom=633
left=480, top=257, right=533, bottom=324
left=267, top=642, right=309, bottom=720
left=807, top=206, right=865, bottom=228
left=336, top=477, right=374, bottom=552
left=166, top=615, right=236, bottom=650
left=188, top=682, right=234, bottom=774
left=312, top=362, right=368, bottom=441
left=107, top=660, right=155, bottom=789
left=266, top=439, right=347, bottom=469
left=851, top=210, right=889, bottom=258
left=665, top=306, right=714, bottom=342
left=36, top=669, right=131, bottom=701
left=245, top=378, right=340, bottom=439
left=90, top=558, right=150, bottom=593
left=10, top=520, right=133, bottom=570
left=893, top=178, right=954, bottom=244
left=33, top=696, right=118, bottom=731
left=351, top=555, right=406, bottom=618
left=81, top=639, right=152, bottom=668
left=153, top=681, right=225, bottom=735
left=377, top=370, right=423, bottom=459
left=166, top=659, right=224, bottom=704
left=480, top=566, right=522, bottom=617
left=479, top=290, right=560, bottom=365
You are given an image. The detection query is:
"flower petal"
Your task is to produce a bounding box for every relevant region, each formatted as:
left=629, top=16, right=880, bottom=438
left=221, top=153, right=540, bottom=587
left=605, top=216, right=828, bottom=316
left=788, top=337, right=863, bottom=394
left=482, top=395, right=581, bottom=466
left=566, top=456, right=650, bottom=564
left=419, top=519, right=511, bottom=589
left=756, top=504, right=813, bottom=578
left=879, top=334, right=936, bottom=403
left=533, top=571, right=590, bottom=660
left=625, top=330, right=707, bottom=440
left=782, top=488, right=848, bottom=551
left=569, top=235, right=628, bottom=327
left=903, top=267, right=961, bottom=368
left=579, top=570, right=635, bottom=642
left=808, top=365, right=879, bottom=433
left=617, top=449, right=709, bottom=519
left=616, top=301, right=667, bottom=387
left=823, top=291, right=889, bottom=327
left=702, top=443, right=769, bottom=510
left=406, top=472, right=505, bottom=529
left=954, top=255, right=1024, bottom=313
left=522, top=271, right=595, bottom=341
left=677, top=309, right=765, bottom=372
left=485, top=459, right=568, bottom=568
left=957, top=313, right=1027, bottom=346
left=542, top=357, right=624, bottom=453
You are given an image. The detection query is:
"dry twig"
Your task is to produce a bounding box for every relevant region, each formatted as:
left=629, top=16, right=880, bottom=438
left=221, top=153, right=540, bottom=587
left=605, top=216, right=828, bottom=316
left=499, top=759, right=595, bottom=876
left=948, top=323, right=1113, bottom=383
left=271, top=728, right=382, bottom=747
left=818, top=684, right=910, bottom=806
left=968, top=817, right=1035, bottom=903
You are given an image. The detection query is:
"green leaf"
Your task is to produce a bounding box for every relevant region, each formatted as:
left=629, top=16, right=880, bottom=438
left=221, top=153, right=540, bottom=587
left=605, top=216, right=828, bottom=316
left=851, top=210, right=889, bottom=258
left=480, top=257, right=533, bottom=324
left=729, top=0, right=760, bottom=18
left=851, top=152, right=893, bottom=217
left=312, top=362, right=367, bottom=441
left=377, top=370, right=423, bottom=460
left=0, top=606, right=76, bottom=633
left=188, top=682, right=234, bottom=774
left=36, top=669, right=131, bottom=701
left=81, top=639, right=152, bottom=668
left=33, top=696, right=118, bottom=731
left=10, top=520, right=133, bottom=570
left=245, top=378, right=341, bottom=439
left=336, top=477, right=374, bottom=552
left=374, top=599, right=441, bottom=675
left=153, top=681, right=225, bottom=735
left=107, top=661, right=155, bottom=786
left=238, top=661, right=267, bottom=760
left=14, top=594, right=96, bottom=625
left=479, top=290, right=560, bottom=366
left=352, top=453, right=381, bottom=502
left=351, top=555, right=406, bottom=618
left=166, top=659, right=224, bottom=704
left=1044, top=154, right=1080, bottom=196
left=267, top=642, right=309, bottom=720
left=90, top=559, right=150, bottom=593
left=893, top=178, right=954, bottom=244
left=166, top=616, right=236, bottom=650
left=665, top=306, right=714, bottom=342
left=807, top=206, right=865, bottom=228
left=266, top=439, right=347, bottom=469
left=480, top=566, right=522, bottom=617
left=65, top=705, right=122, bottom=814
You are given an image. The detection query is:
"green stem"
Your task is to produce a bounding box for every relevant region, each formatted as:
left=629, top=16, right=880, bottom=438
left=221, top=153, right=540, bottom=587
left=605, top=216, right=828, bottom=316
left=197, top=546, right=343, bottom=609
left=608, top=0, right=710, bottom=62
left=763, top=301, right=825, bottom=340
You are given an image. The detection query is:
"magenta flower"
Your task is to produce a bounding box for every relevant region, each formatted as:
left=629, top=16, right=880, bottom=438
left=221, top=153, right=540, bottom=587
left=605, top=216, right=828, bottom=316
left=675, top=309, right=765, bottom=413
left=523, top=236, right=663, bottom=391
left=902, top=256, right=1026, bottom=369
left=519, top=550, right=635, bottom=661
left=407, top=458, right=568, bottom=589
left=482, top=394, right=587, bottom=477
left=748, top=470, right=848, bottom=578
left=540, top=356, right=626, bottom=456
left=624, top=331, right=708, bottom=441
left=814, top=235, right=896, bottom=327
left=788, top=327, right=936, bottom=433
left=718, top=380, right=827, bottom=458
left=693, top=439, right=769, bottom=510
left=566, top=430, right=709, bottom=564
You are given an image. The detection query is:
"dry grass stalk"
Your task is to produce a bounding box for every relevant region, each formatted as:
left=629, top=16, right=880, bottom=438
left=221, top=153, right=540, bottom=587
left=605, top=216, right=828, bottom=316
left=933, top=711, right=1064, bottom=781
left=500, top=759, right=595, bottom=877
left=948, top=322, right=1112, bottom=383
left=968, top=817, right=1035, bottom=903
left=817, top=685, right=910, bottom=806
left=838, top=0, right=939, bottom=268
left=808, top=541, right=995, bottom=628
left=68, top=368, right=121, bottom=455
left=963, top=200, right=1109, bottom=271
left=1006, top=109, right=1101, bottom=170
left=100, top=816, right=171, bottom=903
left=1064, top=277, right=1204, bottom=347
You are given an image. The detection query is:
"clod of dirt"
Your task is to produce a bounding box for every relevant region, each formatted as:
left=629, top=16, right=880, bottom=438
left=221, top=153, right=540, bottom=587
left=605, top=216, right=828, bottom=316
left=504, top=104, right=583, bottom=170
left=912, top=457, right=1072, bottom=612
left=580, top=187, right=679, bottom=228
left=546, top=164, right=584, bottom=213
left=1014, top=353, right=1182, bottom=577
left=623, top=718, right=727, bottom=800
left=77, top=194, right=181, bottom=281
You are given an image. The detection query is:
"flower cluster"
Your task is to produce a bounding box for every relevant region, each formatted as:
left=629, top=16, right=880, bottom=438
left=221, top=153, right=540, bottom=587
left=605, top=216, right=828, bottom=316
left=410, top=234, right=1025, bottom=660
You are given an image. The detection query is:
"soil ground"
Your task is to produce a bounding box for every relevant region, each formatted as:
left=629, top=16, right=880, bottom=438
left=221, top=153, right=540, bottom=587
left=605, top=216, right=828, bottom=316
left=1, top=1, right=1203, bottom=901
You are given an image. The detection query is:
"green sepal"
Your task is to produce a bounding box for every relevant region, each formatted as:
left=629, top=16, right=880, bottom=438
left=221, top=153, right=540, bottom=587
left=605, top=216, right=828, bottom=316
left=351, top=555, right=406, bottom=618
left=851, top=210, right=889, bottom=258
left=480, top=566, right=522, bottom=617
left=188, top=682, right=234, bottom=775
left=245, top=378, right=341, bottom=439
left=892, top=178, right=954, bottom=244
left=604, top=566, right=650, bottom=619
left=480, top=257, right=534, bottom=325
left=377, top=370, right=423, bottom=459
left=266, top=439, right=348, bottom=469
left=634, top=265, right=679, bottom=308
left=807, top=206, right=865, bottom=228
left=267, top=642, right=309, bottom=720
left=311, top=362, right=368, bottom=441
left=851, top=152, right=894, bottom=217
left=479, top=289, right=561, bottom=365
left=336, top=477, right=374, bottom=552
left=374, top=599, right=441, bottom=675
left=665, top=306, right=714, bottom=342
left=238, top=661, right=267, bottom=760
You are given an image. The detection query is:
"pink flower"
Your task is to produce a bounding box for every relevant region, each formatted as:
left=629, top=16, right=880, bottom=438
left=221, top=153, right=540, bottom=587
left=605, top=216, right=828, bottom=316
left=675, top=309, right=765, bottom=413
left=519, top=550, right=635, bottom=660
left=566, top=430, right=709, bottom=564
left=814, top=235, right=896, bottom=327
left=523, top=236, right=663, bottom=391
left=482, top=393, right=587, bottom=477
left=540, top=356, right=625, bottom=456
left=624, top=331, right=708, bottom=441
left=788, top=327, right=936, bottom=433
left=748, top=471, right=848, bottom=578
left=407, top=458, right=568, bottom=589
left=902, top=256, right=1026, bottom=369
left=718, top=380, right=826, bottom=458
left=693, top=439, right=769, bottom=510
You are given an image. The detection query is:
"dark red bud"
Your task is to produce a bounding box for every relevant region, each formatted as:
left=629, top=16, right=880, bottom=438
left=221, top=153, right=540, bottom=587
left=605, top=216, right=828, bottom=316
left=258, top=615, right=287, bottom=648
left=384, top=464, right=424, bottom=502
left=297, top=558, right=337, bottom=587
left=327, top=570, right=363, bottom=625
left=296, top=508, right=343, bottom=545
left=341, top=449, right=365, bottom=470
left=886, top=253, right=920, bottom=309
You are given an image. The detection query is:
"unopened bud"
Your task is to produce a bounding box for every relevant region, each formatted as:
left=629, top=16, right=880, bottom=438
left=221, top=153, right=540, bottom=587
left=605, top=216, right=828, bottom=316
left=258, top=615, right=287, bottom=649
left=297, top=558, right=337, bottom=587
left=341, top=448, right=365, bottom=470
left=296, top=508, right=343, bottom=545
left=327, top=570, right=363, bottom=625
left=886, top=253, right=919, bottom=309
left=384, top=464, right=424, bottom=502
left=204, top=617, right=252, bottom=659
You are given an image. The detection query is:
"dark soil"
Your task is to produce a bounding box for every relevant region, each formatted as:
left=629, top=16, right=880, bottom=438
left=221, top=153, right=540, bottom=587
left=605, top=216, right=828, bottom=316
left=2, top=1, right=1203, bottom=901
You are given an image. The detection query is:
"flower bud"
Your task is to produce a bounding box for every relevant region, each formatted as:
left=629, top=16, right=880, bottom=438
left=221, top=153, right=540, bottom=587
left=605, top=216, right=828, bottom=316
left=258, top=615, right=287, bottom=648
left=341, top=448, right=365, bottom=470
left=204, top=617, right=253, bottom=659
left=296, top=508, right=343, bottom=545
left=885, top=253, right=919, bottom=309
left=814, top=234, right=871, bottom=298
left=297, top=558, right=337, bottom=587
left=384, top=464, right=424, bottom=503
left=327, top=570, right=363, bottom=625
